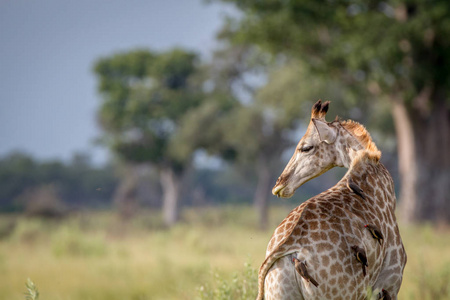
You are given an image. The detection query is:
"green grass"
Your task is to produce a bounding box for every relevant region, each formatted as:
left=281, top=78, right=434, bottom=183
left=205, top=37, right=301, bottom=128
left=0, top=206, right=449, bottom=300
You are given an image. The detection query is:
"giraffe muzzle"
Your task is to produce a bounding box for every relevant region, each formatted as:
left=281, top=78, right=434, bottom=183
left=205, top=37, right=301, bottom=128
left=272, top=184, right=293, bottom=198
left=272, top=185, right=284, bottom=197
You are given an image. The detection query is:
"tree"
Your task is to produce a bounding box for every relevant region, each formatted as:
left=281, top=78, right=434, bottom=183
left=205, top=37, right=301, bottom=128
left=214, top=0, right=450, bottom=223
left=93, top=48, right=230, bottom=226
left=208, top=37, right=366, bottom=229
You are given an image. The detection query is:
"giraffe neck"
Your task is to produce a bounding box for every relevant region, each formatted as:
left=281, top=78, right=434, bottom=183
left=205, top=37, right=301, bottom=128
left=334, top=125, right=381, bottom=169
left=342, top=150, right=396, bottom=210
left=338, top=148, right=360, bottom=168
left=333, top=120, right=382, bottom=169
left=335, top=132, right=364, bottom=169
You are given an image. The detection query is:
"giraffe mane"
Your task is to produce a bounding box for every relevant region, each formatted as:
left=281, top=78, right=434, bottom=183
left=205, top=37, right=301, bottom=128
left=340, top=120, right=381, bottom=162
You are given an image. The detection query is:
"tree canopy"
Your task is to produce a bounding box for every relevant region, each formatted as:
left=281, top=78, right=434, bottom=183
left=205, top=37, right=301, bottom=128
left=94, top=49, right=205, bottom=168
left=217, top=0, right=450, bottom=99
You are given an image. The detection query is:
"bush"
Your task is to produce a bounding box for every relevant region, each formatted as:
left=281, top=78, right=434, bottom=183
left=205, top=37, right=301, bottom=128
left=17, top=184, right=67, bottom=218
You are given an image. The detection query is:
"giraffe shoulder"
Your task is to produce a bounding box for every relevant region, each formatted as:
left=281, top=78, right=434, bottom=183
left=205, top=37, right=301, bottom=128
left=265, top=201, right=320, bottom=256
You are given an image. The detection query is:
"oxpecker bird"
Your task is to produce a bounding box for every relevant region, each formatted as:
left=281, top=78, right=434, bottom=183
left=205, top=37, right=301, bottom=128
left=365, top=223, right=384, bottom=245
left=347, top=177, right=366, bottom=199
left=292, top=257, right=319, bottom=287
left=379, top=289, right=391, bottom=300
left=351, top=245, right=368, bottom=277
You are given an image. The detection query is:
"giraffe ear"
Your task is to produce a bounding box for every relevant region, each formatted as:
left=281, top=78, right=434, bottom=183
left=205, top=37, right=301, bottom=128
left=313, top=119, right=337, bottom=144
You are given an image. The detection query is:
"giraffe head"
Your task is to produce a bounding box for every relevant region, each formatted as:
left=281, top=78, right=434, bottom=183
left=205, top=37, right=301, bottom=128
left=272, top=100, right=380, bottom=198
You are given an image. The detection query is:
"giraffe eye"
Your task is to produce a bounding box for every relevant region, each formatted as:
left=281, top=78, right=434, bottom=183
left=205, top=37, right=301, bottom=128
left=300, top=145, right=314, bottom=152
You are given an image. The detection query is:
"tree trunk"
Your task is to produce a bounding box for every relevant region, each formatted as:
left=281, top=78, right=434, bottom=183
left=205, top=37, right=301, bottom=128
left=253, top=156, right=272, bottom=230
left=392, top=100, right=418, bottom=223
left=393, top=95, right=450, bottom=223
left=114, top=165, right=139, bottom=220
left=160, top=167, right=182, bottom=227
left=413, top=94, right=450, bottom=223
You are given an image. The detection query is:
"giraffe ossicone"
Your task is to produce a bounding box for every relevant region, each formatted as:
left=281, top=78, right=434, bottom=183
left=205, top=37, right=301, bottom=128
left=258, top=100, right=407, bottom=300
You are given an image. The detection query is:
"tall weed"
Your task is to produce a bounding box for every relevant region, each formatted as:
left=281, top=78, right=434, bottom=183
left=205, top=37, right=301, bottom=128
left=24, top=278, right=39, bottom=300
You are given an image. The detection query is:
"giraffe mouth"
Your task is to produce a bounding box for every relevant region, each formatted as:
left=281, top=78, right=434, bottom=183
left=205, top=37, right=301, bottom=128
left=272, top=185, right=294, bottom=198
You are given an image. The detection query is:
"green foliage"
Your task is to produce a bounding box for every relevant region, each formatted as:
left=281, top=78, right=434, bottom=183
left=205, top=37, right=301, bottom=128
left=197, top=262, right=257, bottom=300
left=93, top=48, right=210, bottom=167
left=151, top=49, right=198, bottom=90
left=24, top=278, right=39, bottom=300
left=0, top=152, right=39, bottom=211
left=169, top=93, right=238, bottom=162
left=215, top=0, right=450, bottom=106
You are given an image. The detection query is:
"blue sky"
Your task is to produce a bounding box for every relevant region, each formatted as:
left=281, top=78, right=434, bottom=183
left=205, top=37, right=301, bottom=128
left=0, top=0, right=232, bottom=164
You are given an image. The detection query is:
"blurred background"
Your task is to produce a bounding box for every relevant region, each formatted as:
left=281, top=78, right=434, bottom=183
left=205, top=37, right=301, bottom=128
left=1, top=0, right=449, bottom=299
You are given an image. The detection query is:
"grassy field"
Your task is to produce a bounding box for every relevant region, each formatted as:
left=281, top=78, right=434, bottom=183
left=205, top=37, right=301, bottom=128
left=0, top=206, right=449, bottom=300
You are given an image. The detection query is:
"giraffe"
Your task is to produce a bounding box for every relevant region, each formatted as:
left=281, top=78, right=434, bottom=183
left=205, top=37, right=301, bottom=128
left=257, top=100, right=407, bottom=300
